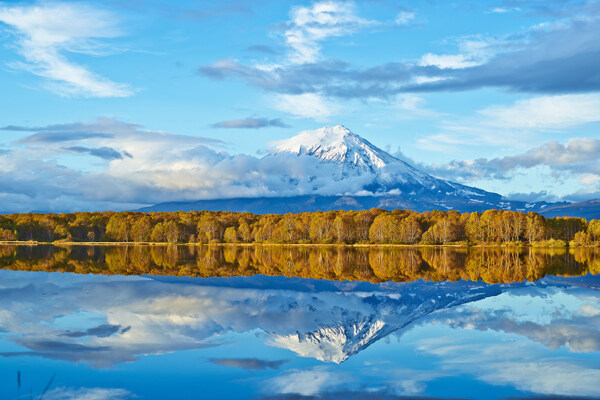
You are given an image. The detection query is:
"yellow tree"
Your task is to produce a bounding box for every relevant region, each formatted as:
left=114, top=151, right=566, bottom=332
left=465, top=212, right=484, bottom=243
left=309, top=213, right=334, bottom=243
left=399, top=216, right=422, bottom=244
left=238, top=222, right=252, bottom=243
left=369, top=213, right=399, bottom=243
left=526, top=212, right=546, bottom=243
left=334, top=213, right=355, bottom=243
left=224, top=227, right=238, bottom=243
left=588, top=220, right=600, bottom=242
left=198, top=214, right=224, bottom=242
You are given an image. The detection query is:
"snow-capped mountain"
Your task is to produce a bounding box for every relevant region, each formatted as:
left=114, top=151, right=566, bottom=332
left=141, top=125, right=565, bottom=213
left=267, top=125, right=489, bottom=199
left=268, top=280, right=500, bottom=363
left=271, top=318, right=393, bottom=364
left=272, top=125, right=399, bottom=171
left=153, top=275, right=502, bottom=364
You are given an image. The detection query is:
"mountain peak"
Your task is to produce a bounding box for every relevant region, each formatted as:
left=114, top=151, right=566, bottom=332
left=271, top=125, right=396, bottom=170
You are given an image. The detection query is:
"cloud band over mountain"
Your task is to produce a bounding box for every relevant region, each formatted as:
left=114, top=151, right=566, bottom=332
left=0, top=119, right=598, bottom=212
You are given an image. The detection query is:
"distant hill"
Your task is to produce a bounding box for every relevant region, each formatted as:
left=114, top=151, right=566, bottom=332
left=140, top=125, right=564, bottom=214
left=540, top=199, right=600, bottom=220
left=139, top=194, right=563, bottom=214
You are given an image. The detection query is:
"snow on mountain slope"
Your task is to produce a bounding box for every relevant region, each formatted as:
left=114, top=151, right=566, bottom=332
left=271, top=319, right=391, bottom=364
left=268, top=125, right=491, bottom=199
left=272, top=125, right=397, bottom=171
left=269, top=282, right=501, bottom=363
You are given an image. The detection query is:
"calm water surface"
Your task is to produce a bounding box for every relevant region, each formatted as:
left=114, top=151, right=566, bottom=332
left=0, top=245, right=599, bottom=399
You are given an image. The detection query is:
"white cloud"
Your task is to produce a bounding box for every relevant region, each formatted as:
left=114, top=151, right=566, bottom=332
left=44, top=387, right=131, bottom=400
left=372, top=368, right=450, bottom=396
left=577, top=173, right=600, bottom=186
left=489, top=7, right=520, bottom=14
left=0, top=2, right=133, bottom=97
left=284, top=1, right=375, bottom=64
left=395, top=94, right=444, bottom=119
left=419, top=94, right=600, bottom=155
left=230, top=1, right=372, bottom=123
left=268, top=367, right=351, bottom=396
left=419, top=53, right=480, bottom=69
left=579, top=304, right=600, bottom=317
left=275, top=92, right=340, bottom=120
left=482, top=361, right=600, bottom=396
left=478, top=94, right=600, bottom=130
left=419, top=37, right=494, bottom=70
left=0, top=118, right=232, bottom=210
left=397, top=94, right=424, bottom=111
left=416, top=137, right=600, bottom=187
left=395, top=11, right=415, bottom=25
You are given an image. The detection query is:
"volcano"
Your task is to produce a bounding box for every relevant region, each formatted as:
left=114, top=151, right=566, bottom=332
left=140, top=125, right=563, bottom=213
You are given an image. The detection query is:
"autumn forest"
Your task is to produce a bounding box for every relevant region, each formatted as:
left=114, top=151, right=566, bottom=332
left=0, top=209, right=599, bottom=247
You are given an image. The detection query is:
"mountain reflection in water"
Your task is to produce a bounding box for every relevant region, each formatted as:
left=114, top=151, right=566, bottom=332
left=1, top=244, right=599, bottom=283
left=0, top=246, right=599, bottom=399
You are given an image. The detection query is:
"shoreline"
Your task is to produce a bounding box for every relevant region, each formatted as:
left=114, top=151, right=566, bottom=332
left=0, top=240, right=591, bottom=248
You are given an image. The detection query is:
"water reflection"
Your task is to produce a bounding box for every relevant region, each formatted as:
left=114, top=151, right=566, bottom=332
left=0, top=269, right=599, bottom=399
left=0, top=271, right=498, bottom=367
left=0, top=244, right=597, bottom=283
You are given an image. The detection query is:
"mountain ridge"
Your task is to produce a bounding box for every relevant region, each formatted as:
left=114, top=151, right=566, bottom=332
left=138, top=194, right=564, bottom=214
left=540, top=198, right=600, bottom=219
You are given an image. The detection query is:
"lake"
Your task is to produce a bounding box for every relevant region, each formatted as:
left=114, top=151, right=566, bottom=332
left=0, top=245, right=599, bottom=399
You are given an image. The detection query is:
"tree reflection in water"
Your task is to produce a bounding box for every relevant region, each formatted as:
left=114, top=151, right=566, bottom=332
left=0, top=244, right=597, bottom=283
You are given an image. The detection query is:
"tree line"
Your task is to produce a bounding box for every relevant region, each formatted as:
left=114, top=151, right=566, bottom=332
left=0, top=244, right=597, bottom=284
left=0, top=208, right=599, bottom=246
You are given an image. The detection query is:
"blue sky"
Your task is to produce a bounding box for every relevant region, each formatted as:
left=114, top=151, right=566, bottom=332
left=0, top=0, right=599, bottom=211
